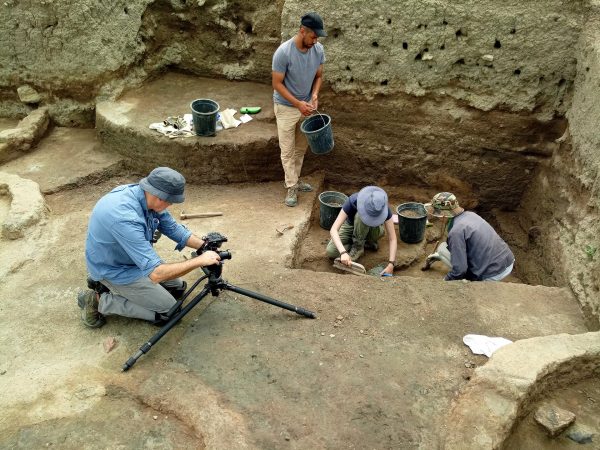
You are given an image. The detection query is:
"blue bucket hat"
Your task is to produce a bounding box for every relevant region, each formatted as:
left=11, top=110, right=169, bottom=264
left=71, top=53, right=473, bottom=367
left=139, top=167, right=186, bottom=204
left=357, top=186, right=389, bottom=227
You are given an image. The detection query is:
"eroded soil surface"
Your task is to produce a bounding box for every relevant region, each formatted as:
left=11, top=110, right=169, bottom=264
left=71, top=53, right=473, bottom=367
left=505, top=377, right=600, bottom=449
left=0, top=166, right=588, bottom=449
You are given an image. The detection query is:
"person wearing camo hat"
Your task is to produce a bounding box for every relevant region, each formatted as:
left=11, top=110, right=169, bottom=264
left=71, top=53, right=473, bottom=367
left=423, top=192, right=515, bottom=281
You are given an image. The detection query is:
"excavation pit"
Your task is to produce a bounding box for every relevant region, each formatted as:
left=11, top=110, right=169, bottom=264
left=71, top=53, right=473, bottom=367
left=297, top=183, right=529, bottom=284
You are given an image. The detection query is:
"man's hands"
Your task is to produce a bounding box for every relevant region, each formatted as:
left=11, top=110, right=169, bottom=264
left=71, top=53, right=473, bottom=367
left=297, top=100, right=315, bottom=116
left=196, top=250, right=221, bottom=267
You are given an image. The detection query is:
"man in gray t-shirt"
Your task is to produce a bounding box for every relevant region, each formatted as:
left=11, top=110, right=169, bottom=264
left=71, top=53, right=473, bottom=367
left=272, top=12, right=326, bottom=207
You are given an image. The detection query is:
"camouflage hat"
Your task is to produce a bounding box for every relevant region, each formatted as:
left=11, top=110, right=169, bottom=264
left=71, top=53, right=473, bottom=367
left=424, top=192, right=463, bottom=218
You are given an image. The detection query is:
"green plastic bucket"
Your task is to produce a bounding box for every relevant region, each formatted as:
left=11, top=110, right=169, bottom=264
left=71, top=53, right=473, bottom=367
left=319, top=191, right=347, bottom=230
left=190, top=98, right=219, bottom=137
left=397, top=202, right=427, bottom=243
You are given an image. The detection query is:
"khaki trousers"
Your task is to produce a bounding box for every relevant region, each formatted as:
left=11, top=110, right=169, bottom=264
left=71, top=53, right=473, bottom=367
left=274, top=103, right=308, bottom=188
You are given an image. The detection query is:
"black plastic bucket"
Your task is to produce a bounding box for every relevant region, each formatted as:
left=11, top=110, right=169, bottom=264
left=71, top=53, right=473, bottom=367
left=190, top=99, right=220, bottom=137
left=397, top=202, right=427, bottom=244
left=319, top=191, right=347, bottom=230
left=300, top=114, right=334, bottom=155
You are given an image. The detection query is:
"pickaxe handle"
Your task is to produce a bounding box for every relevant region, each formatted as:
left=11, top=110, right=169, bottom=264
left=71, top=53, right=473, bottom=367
left=180, top=212, right=223, bottom=220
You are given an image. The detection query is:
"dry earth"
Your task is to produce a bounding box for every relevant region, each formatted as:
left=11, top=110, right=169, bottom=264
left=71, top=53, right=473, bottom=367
left=0, top=143, right=589, bottom=448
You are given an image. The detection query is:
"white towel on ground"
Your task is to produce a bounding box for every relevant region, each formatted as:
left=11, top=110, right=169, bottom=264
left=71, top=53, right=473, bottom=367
left=463, top=334, right=512, bottom=357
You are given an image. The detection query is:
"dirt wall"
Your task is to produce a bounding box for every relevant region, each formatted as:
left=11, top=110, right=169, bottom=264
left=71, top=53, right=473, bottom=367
left=0, top=0, right=281, bottom=125
left=282, top=0, right=587, bottom=118
left=0, top=0, right=590, bottom=125
left=518, top=6, right=600, bottom=328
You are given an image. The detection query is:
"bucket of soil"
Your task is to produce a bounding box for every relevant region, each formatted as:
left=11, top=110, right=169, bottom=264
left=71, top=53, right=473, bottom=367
left=397, top=202, right=427, bottom=244
left=319, top=191, right=347, bottom=230
left=190, top=98, right=220, bottom=137
left=300, top=113, right=334, bottom=155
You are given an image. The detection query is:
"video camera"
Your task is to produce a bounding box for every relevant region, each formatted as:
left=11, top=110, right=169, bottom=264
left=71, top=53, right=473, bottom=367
left=200, top=231, right=232, bottom=261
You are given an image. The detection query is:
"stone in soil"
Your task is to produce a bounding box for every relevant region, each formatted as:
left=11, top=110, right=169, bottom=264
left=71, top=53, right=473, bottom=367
left=534, top=404, right=576, bottom=437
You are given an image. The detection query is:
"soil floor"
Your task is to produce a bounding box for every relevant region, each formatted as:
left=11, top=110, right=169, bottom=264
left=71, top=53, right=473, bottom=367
left=0, top=129, right=593, bottom=449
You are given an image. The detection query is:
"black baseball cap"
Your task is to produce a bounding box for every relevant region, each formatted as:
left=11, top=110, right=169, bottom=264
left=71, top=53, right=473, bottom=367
left=301, top=12, right=327, bottom=37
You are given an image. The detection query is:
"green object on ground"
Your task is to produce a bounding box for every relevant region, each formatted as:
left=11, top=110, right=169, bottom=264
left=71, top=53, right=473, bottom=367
left=368, top=263, right=388, bottom=276
left=240, top=106, right=261, bottom=114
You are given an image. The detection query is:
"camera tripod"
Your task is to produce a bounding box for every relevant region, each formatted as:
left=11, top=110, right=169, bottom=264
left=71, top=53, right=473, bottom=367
left=122, top=260, right=316, bottom=371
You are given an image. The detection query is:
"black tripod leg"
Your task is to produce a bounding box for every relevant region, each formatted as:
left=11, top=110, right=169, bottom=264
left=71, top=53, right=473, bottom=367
left=122, top=285, right=212, bottom=371
left=165, top=274, right=208, bottom=318
left=225, top=284, right=317, bottom=318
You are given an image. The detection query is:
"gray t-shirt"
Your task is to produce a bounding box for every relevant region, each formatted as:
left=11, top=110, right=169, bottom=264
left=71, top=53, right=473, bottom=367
left=272, top=38, right=325, bottom=107
left=446, top=211, right=515, bottom=281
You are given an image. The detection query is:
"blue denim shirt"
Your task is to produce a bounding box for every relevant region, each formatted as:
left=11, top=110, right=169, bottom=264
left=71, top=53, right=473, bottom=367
left=85, top=184, right=192, bottom=285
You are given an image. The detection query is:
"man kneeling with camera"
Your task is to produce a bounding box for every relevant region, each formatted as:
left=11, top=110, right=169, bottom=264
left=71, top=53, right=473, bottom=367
left=79, top=167, right=221, bottom=328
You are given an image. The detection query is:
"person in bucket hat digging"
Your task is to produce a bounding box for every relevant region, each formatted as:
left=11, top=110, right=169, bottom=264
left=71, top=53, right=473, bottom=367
left=78, top=167, right=222, bottom=328
left=326, top=186, right=397, bottom=276
left=423, top=192, right=515, bottom=281
left=272, top=12, right=327, bottom=207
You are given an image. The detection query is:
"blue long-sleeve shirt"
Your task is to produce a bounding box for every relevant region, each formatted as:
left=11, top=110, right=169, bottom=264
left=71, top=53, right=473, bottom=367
left=445, top=211, right=514, bottom=281
left=85, top=184, right=192, bottom=285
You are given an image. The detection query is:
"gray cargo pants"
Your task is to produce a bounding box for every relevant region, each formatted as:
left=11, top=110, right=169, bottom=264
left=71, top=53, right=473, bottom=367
left=98, top=277, right=184, bottom=321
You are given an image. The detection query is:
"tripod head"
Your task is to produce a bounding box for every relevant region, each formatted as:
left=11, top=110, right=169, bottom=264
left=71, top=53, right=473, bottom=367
left=201, top=231, right=232, bottom=261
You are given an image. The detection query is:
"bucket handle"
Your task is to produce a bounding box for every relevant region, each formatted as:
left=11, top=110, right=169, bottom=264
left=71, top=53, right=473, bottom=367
left=310, top=107, right=327, bottom=128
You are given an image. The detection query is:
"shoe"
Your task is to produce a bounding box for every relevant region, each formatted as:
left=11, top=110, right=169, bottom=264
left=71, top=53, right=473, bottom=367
left=87, top=277, right=109, bottom=295
left=348, top=242, right=365, bottom=260
left=364, top=241, right=379, bottom=251
left=285, top=186, right=298, bottom=207
left=77, top=290, right=105, bottom=328
left=296, top=181, right=313, bottom=192
left=165, top=281, right=187, bottom=300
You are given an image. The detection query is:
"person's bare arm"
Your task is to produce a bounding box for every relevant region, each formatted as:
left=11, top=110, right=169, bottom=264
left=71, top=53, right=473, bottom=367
left=330, top=210, right=352, bottom=266
left=381, top=219, right=397, bottom=275
left=272, top=71, right=314, bottom=116
left=185, top=234, right=205, bottom=250
left=149, top=251, right=220, bottom=283
left=310, top=64, right=324, bottom=110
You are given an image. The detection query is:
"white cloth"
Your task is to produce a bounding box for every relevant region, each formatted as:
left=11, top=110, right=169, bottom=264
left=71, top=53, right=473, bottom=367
left=149, top=122, right=194, bottom=138
left=220, top=108, right=241, bottom=129
left=239, top=113, right=253, bottom=124
left=463, top=334, right=512, bottom=357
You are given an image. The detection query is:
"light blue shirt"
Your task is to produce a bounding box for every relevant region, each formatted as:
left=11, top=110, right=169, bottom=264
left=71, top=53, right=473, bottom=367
left=272, top=38, right=325, bottom=107
left=85, top=184, right=192, bottom=285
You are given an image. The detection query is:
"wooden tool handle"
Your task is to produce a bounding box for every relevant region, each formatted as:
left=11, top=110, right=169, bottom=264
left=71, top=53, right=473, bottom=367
left=180, top=212, right=223, bottom=219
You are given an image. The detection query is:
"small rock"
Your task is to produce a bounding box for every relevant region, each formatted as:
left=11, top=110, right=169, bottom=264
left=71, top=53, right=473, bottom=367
left=422, top=53, right=433, bottom=61
left=17, top=85, right=41, bottom=103
left=153, top=415, right=158, bottom=420
left=321, top=332, right=325, bottom=336
left=359, top=354, right=364, bottom=358
left=329, top=334, right=335, bottom=338
left=0, top=369, right=6, bottom=375
left=103, top=336, right=117, bottom=353
left=534, top=404, right=576, bottom=437
left=482, top=54, right=494, bottom=61
left=336, top=315, right=344, bottom=320
left=566, top=423, right=594, bottom=444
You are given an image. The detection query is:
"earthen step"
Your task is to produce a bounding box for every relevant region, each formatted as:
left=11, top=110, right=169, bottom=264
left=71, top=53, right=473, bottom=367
left=96, top=72, right=282, bottom=183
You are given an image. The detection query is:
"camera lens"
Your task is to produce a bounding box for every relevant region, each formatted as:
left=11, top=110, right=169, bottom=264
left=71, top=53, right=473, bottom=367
left=218, top=250, right=232, bottom=260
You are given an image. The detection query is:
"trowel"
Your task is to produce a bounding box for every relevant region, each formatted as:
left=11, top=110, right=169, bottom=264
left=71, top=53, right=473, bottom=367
left=333, top=257, right=367, bottom=276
